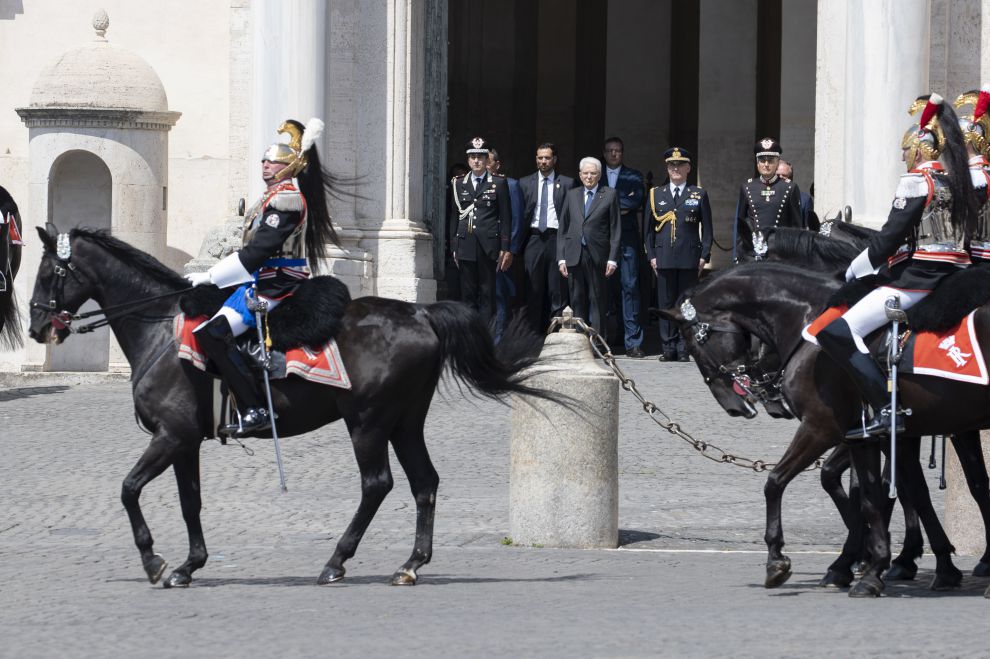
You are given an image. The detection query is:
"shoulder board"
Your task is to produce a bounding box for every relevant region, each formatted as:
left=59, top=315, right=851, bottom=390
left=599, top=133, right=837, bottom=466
left=690, top=184, right=704, bottom=191
left=893, top=172, right=930, bottom=199
left=269, top=190, right=304, bottom=212
left=972, top=169, right=989, bottom=189
left=492, top=173, right=505, bottom=179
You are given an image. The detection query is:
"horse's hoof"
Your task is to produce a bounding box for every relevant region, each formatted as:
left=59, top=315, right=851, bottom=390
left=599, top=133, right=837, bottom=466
left=973, top=561, right=990, bottom=577
left=390, top=568, right=417, bottom=586
left=163, top=571, right=192, bottom=589
left=848, top=575, right=884, bottom=598
left=818, top=569, right=853, bottom=589
left=930, top=569, right=963, bottom=592
left=143, top=554, right=168, bottom=585
left=764, top=559, right=792, bottom=588
left=317, top=566, right=345, bottom=585
left=885, top=562, right=917, bottom=581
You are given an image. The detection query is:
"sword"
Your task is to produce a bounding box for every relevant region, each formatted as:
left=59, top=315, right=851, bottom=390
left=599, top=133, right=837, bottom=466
left=884, top=296, right=908, bottom=499
left=248, top=287, right=288, bottom=493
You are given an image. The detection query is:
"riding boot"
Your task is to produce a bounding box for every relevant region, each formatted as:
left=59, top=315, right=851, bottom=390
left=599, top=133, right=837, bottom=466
left=817, top=318, right=905, bottom=442
left=194, top=315, right=271, bottom=437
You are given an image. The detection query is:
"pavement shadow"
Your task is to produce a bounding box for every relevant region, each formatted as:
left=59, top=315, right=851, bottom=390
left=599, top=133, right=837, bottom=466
left=618, top=529, right=661, bottom=546
left=0, top=385, right=70, bottom=402
left=749, top=569, right=990, bottom=598
left=161, top=572, right=598, bottom=588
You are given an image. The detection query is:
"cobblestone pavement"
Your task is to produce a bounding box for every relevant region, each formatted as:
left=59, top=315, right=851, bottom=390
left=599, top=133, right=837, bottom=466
left=1, top=357, right=987, bottom=658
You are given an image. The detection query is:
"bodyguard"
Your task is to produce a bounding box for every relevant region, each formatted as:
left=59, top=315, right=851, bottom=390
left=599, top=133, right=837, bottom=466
left=646, top=147, right=712, bottom=361
left=451, top=136, right=512, bottom=324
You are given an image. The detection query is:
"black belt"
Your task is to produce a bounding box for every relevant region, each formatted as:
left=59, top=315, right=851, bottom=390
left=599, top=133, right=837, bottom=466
left=530, top=228, right=557, bottom=236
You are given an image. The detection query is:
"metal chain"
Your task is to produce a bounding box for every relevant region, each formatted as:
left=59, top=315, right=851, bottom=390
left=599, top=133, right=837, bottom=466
left=548, top=317, right=823, bottom=473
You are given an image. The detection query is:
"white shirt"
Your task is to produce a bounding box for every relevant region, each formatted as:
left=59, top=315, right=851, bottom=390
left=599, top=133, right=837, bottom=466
left=669, top=182, right=685, bottom=198
left=531, top=171, right=559, bottom=229
left=606, top=166, right=620, bottom=188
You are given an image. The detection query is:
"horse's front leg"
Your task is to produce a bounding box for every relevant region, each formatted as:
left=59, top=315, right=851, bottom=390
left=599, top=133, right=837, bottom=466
left=764, top=421, right=836, bottom=588
left=120, top=433, right=181, bottom=584
left=848, top=443, right=889, bottom=598
left=162, top=444, right=208, bottom=588
left=948, top=432, right=990, bottom=576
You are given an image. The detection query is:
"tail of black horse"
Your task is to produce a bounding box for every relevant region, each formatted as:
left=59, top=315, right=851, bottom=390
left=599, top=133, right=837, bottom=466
left=0, top=287, right=20, bottom=350
left=424, top=301, right=555, bottom=402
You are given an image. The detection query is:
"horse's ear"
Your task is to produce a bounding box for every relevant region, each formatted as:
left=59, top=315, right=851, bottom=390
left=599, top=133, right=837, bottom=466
left=657, top=308, right=683, bottom=324
left=36, top=226, right=56, bottom=253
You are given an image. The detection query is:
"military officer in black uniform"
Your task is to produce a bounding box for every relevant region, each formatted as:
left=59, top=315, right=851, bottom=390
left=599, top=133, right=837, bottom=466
left=451, top=136, right=512, bottom=324
left=733, top=137, right=805, bottom=262
left=646, top=147, right=713, bottom=361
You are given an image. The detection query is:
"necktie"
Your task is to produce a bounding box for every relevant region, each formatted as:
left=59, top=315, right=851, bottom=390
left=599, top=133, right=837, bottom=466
left=673, top=186, right=680, bottom=206
left=474, top=176, right=483, bottom=191
left=539, top=177, right=549, bottom=232
left=584, top=189, right=594, bottom=217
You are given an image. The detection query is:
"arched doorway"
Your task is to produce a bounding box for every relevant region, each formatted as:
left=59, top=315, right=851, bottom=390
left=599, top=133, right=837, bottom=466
left=45, top=150, right=112, bottom=372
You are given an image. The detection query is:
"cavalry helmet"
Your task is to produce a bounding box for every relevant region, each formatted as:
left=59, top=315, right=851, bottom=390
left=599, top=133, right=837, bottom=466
left=262, top=118, right=325, bottom=183
left=953, top=85, right=990, bottom=158
left=902, top=94, right=946, bottom=167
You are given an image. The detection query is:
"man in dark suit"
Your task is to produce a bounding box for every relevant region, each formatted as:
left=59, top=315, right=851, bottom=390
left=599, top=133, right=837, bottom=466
left=646, top=147, right=712, bottom=361
left=519, top=142, right=576, bottom=333
left=450, top=136, right=511, bottom=324
left=601, top=136, right=646, bottom=358
left=557, top=156, right=620, bottom=335
left=488, top=147, right=525, bottom=341
left=776, top=159, right=818, bottom=231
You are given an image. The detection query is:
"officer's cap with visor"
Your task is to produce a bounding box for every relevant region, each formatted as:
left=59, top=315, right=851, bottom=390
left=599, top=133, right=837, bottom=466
left=465, top=136, right=491, bottom=155
left=262, top=118, right=325, bottom=183
left=664, top=147, right=692, bottom=164
left=754, top=137, right=782, bottom=159
left=954, top=85, right=990, bottom=158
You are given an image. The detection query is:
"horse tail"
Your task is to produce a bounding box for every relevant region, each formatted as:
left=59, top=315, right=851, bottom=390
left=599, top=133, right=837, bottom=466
left=0, top=288, right=22, bottom=351
left=423, top=301, right=558, bottom=403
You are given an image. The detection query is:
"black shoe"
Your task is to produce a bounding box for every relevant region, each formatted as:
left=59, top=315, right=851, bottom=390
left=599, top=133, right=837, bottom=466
left=659, top=352, right=676, bottom=362
left=220, top=407, right=271, bottom=438
left=844, top=406, right=906, bottom=443
left=627, top=346, right=645, bottom=359
left=678, top=353, right=690, bottom=362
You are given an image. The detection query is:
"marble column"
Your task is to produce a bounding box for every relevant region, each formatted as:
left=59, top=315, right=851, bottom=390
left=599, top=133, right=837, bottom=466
left=814, top=0, right=929, bottom=228
left=779, top=0, right=817, bottom=199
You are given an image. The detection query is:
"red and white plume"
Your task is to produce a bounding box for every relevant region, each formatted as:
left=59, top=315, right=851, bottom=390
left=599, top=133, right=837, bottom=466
left=974, top=85, right=990, bottom=122
left=919, top=93, right=944, bottom=130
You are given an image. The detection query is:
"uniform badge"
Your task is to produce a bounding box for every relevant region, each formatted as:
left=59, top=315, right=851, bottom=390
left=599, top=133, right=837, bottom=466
left=659, top=200, right=667, bottom=206
left=472, top=137, right=484, bottom=149
left=685, top=199, right=699, bottom=207
left=265, top=214, right=281, bottom=228
left=893, top=197, right=907, bottom=209
left=761, top=138, right=773, bottom=150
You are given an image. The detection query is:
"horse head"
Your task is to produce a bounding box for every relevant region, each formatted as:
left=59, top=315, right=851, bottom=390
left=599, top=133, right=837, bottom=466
left=658, top=300, right=759, bottom=419
left=28, top=226, right=94, bottom=345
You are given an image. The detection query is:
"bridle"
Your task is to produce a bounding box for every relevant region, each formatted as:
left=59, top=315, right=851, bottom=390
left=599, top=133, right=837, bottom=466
left=30, top=233, right=192, bottom=335
left=679, top=297, right=785, bottom=405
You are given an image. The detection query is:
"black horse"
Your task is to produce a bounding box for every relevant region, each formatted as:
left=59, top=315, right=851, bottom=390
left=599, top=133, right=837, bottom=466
left=0, top=185, right=23, bottom=350
left=29, top=227, right=557, bottom=588
left=663, top=262, right=990, bottom=596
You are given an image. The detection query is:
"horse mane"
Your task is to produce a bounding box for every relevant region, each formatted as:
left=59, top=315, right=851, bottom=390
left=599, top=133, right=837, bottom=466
left=768, top=227, right=860, bottom=264
left=70, top=228, right=187, bottom=288
left=829, top=221, right=876, bottom=242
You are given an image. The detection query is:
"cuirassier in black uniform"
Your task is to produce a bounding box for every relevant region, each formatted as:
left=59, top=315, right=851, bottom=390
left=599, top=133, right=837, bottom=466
left=450, top=136, right=511, bottom=324
left=733, top=137, right=805, bottom=262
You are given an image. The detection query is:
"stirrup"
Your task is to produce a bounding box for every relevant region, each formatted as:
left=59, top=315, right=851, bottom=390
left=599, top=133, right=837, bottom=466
left=843, top=406, right=906, bottom=444
left=219, top=407, right=271, bottom=438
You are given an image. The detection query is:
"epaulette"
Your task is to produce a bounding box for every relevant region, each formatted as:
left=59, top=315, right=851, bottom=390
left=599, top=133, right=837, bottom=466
left=492, top=173, right=505, bottom=179
left=894, top=172, right=931, bottom=199
left=269, top=189, right=304, bottom=212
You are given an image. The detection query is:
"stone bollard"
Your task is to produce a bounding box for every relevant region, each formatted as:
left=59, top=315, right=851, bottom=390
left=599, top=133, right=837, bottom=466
left=509, top=311, right=619, bottom=548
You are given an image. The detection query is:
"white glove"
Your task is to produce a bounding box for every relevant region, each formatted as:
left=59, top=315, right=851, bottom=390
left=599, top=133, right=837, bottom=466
left=844, top=266, right=855, bottom=282
left=185, top=271, right=212, bottom=287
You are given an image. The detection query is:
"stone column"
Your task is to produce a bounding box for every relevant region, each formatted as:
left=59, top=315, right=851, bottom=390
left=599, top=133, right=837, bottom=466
left=697, top=0, right=757, bottom=268
left=779, top=0, right=817, bottom=197
left=814, top=0, right=929, bottom=228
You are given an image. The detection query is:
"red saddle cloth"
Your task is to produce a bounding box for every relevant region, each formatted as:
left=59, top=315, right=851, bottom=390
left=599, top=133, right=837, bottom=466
left=804, top=307, right=988, bottom=385
left=173, top=313, right=352, bottom=389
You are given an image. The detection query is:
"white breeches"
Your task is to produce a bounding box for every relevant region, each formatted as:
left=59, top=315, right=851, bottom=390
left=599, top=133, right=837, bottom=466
left=842, top=286, right=929, bottom=354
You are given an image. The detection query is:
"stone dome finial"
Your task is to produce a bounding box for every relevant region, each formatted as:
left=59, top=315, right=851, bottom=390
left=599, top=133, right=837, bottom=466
left=93, top=9, right=109, bottom=41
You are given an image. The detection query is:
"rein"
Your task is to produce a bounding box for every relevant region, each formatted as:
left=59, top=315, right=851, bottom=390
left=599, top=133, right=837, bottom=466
left=31, top=234, right=194, bottom=334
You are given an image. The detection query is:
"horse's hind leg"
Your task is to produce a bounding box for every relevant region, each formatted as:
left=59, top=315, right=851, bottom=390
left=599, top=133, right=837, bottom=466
left=318, top=426, right=394, bottom=585
left=818, top=447, right=860, bottom=588
left=388, top=414, right=439, bottom=586
left=162, top=446, right=208, bottom=588
left=885, top=439, right=924, bottom=582
left=949, top=432, right=990, bottom=576
left=848, top=443, right=889, bottom=598
left=120, top=434, right=180, bottom=584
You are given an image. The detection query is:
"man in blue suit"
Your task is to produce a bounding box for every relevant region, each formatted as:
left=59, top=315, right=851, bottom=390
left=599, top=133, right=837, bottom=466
left=601, top=136, right=645, bottom=358
left=646, top=147, right=712, bottom=361
left=488, top=148, right=525, bottom=341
